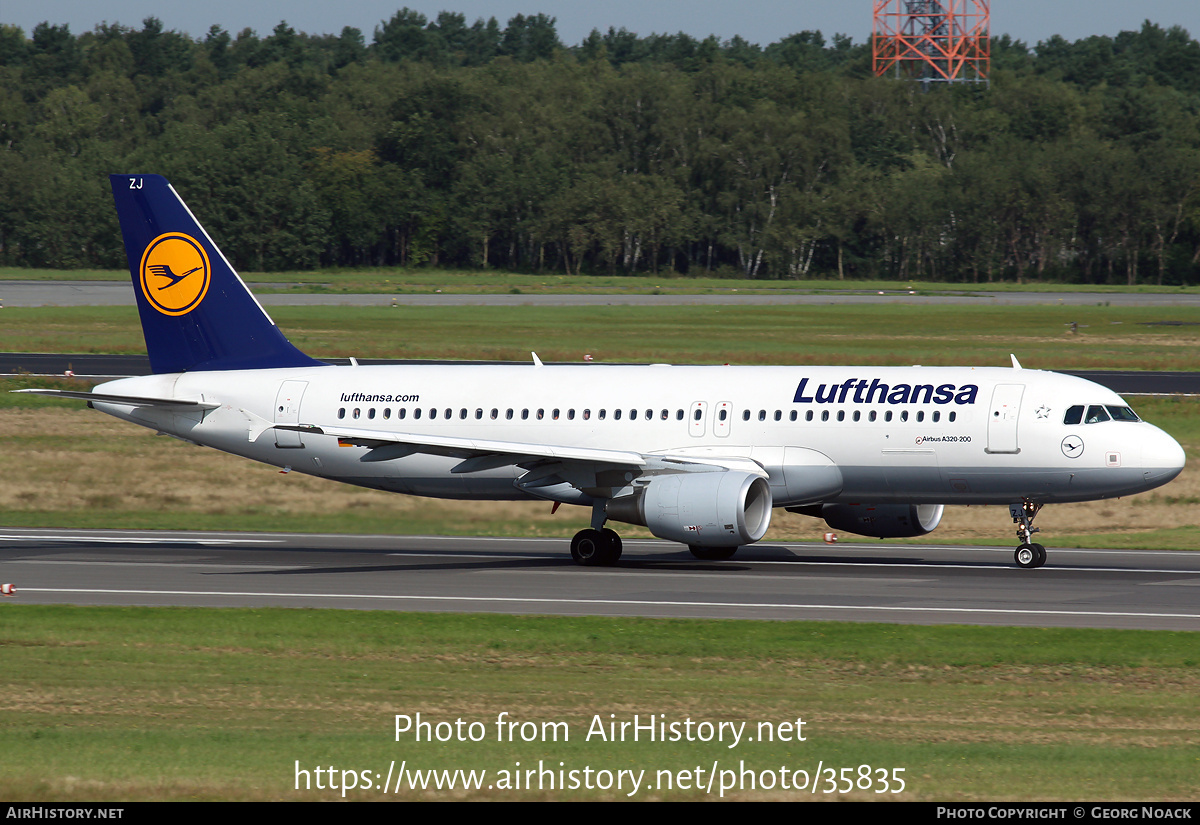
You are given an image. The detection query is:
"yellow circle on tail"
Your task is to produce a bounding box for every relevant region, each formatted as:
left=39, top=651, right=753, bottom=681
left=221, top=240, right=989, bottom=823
left=138, top=232, right=211, bottom=316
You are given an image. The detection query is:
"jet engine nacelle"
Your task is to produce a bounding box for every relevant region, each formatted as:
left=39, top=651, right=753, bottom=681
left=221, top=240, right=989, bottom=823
left=607, top=471, right=773, bottom=547
left=819, top=503, right=944, bottom=539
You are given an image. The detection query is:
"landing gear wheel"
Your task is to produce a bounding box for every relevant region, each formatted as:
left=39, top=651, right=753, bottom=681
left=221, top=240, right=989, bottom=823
left=688, top=545, right=738, bottom=561
left=601, top=528, right=623, bottom=561
left=1015, top=543, right=1047, bottom=569
left=571, top=528, right=621, bottom=567
left=1011, top=499, right=1048, bottom=569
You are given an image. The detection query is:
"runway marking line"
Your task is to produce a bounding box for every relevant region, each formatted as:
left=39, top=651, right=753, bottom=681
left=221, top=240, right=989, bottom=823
left=16, top=587, right=1200, bottom=622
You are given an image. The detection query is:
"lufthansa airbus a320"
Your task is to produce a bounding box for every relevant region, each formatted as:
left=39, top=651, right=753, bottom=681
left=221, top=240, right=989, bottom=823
left=21, top=175, right=1186, bottom=569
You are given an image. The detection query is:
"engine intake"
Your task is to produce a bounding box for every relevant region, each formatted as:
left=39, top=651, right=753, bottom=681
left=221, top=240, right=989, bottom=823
left=607, top=471, right=773, bottom=547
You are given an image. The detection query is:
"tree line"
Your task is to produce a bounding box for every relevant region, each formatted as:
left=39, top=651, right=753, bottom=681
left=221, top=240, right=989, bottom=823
left=1, top=11, right=1199, bottom=283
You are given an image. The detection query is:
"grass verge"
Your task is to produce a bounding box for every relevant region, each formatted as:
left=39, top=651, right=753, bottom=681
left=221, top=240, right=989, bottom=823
left=1, top=607, right=1198, bottom=801
left=3, top=303, right=1200, bottom=370
left=5, top=266, right=1200, bottom=296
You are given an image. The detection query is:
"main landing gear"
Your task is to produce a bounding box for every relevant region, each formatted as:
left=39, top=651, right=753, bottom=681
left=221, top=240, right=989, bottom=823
left=569, top=501, right=622, bottom=566
left=570, top=528, right=622, bottom=566
left=1011, top=499, right=1047, bottom=569
left=567, top=503, right=741, bottom=566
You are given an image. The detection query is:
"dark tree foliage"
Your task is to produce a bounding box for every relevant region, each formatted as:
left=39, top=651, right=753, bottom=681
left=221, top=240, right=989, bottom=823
left=0, top=14, right=1198, bottom=284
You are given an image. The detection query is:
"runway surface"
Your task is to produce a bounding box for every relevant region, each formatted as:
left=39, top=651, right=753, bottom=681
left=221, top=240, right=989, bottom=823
left=2, top=528, right=1198, bottom=630
left=6, top=280, right=1200, bottom=307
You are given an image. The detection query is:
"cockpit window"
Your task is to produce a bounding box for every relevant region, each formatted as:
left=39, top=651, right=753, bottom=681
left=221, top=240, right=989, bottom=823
left=1068, top=404, right=1138, bottom=425
left=1106, top=405, right=1139, bottom=422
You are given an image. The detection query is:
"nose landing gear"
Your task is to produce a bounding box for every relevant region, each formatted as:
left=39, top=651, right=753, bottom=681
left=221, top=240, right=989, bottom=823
left=1011, top=500, right=1047, bottom=569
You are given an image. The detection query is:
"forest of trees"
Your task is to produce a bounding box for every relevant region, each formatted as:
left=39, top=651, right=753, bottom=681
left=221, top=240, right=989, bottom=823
left=1, top=10, right=1199, bottom=284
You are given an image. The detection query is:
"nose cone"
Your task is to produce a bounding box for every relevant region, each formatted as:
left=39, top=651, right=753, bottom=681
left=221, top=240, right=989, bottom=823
left=1141, top=425, right=1186, bottom=488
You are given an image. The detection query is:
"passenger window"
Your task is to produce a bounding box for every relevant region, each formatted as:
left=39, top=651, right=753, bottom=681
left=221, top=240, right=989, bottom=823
left=821, top=410, right=829, bottom=422
left=460, top=409, right=468, bottom=419
left=949, top=411, right=956, bottom=422
left=758, top=410, right=766, bottom=421
left=506, top=409, right=513, bottom=420
left=837, top=410, right=845, bottom=422
left=553, top=409, right=560, bottom=420
left=774, top=410, right=781, bottom=421
left=645, top=410, right=652, bottom=420
left=614, top=409, right=622, bottom=420
left=869, top=410, right=877, bottom=422
left=900, top=410, right=908, bottom=422
left=413, top=409, right=420, bottom=420
left=383, top=408, right=391, bottom=420
left=806, top=410, right=813, bottom=422
left=491, top=408, right=498, bottom=420
left=853, top=410, right=860, bottom=422
left=399, top=408, right=407, bottom=420
left=583, top=409, right=590, bottom=420
left=598, top=410, right=606, bottom=420
left=789, top=411, right=797, bottom=421
left=719, top=409, right=727, bottom=421
left=568, top=409, right=575, bottom=420
left=537, top=409, right=544, bottom=420
left=693, top=409, right=702, bottom=421
left=675, top=410, right=683, bottom=420
left=742, top=410, right=750, bottom=421
left=885, top=411, right=893, bottom=422
left=916, top=411, right=924, bottom=422
left=661, top=409, right=668, bottom=420
left=445, top=409, right=453, bottom=420
left=521, top=409, right=529, bottom=420
left=1064, top=405, right=1084, bottom=425
left=475, top=409, right=483, bottom=420
left=368, top=408, right=376, bottom=419
left=932, top=411, right=939, bottom=422
left=338, top=408, right=345, bottom=419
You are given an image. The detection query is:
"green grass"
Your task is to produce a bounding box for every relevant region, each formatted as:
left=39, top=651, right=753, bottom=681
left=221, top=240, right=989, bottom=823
left=1, top=607, right=1198, bottom=800
left=3, top=303, right=1200, bottom=370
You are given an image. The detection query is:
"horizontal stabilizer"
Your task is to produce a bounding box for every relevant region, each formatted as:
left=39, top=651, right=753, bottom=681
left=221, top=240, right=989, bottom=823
left=13, top=389, right=220, bottom=409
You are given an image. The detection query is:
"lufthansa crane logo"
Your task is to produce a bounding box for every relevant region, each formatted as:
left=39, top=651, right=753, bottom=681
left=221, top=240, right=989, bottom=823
left=138, top=232, right=211, bottom=316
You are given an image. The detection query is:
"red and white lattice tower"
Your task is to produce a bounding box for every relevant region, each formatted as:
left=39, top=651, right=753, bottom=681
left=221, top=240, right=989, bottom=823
left=873, top=1, right=990, bottom=86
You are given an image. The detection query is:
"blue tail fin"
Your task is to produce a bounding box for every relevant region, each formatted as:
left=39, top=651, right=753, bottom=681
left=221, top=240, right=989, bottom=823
left=110, top=174, right=325, bottom=374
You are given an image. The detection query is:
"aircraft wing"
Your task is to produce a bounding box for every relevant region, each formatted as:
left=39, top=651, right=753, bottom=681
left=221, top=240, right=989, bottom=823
left=277, top=423, right=767, bottom=482
left=12, top=389, right=221, bottom=409
left=285, top=423, right=647, bottom=467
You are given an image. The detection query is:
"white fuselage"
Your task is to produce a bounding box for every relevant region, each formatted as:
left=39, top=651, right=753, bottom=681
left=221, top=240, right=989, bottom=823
left=91, top=363, right=1185, bottom=509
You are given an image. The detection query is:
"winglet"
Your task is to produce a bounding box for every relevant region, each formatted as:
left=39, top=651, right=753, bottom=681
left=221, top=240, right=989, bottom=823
left=1010, top=354, right=1022, bottom=370
left=532, top=352, right=544, bottom=368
